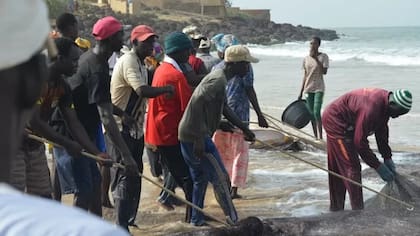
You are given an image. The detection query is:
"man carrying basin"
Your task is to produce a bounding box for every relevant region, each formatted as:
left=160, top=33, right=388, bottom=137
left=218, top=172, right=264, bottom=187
left=322, top=88, right=412, bottom=211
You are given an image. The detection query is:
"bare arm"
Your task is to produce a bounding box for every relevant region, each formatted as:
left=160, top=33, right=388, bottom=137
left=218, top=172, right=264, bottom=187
left=61, top=106, right=101, bottom=155
left=97, top=102, right=137, bottom=173
left=299, top=70, right=307, bottom=100
left=97, top=102, right=130, bottom=157
left=28, top=105, right=81, bottom=156
left=246, top=87, right=268, bottom=128
left=135, top=85, right=173, bottom=98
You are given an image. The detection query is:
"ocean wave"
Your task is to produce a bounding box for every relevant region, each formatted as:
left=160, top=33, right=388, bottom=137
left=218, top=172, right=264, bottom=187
left=248, top=44, right=420, bottom=66
left=252, top=168, right=324, bottom=177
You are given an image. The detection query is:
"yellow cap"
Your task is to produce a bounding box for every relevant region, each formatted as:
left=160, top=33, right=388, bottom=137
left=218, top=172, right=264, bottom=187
left=75, top=37, right=91, bottom=49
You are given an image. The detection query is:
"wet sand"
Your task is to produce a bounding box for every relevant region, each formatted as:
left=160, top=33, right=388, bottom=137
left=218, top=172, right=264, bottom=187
left=60, top=159, right=295, bottom=236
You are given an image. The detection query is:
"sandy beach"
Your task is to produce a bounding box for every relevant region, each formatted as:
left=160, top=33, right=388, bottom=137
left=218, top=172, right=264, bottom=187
left=60, top=160, right=284, bottom=235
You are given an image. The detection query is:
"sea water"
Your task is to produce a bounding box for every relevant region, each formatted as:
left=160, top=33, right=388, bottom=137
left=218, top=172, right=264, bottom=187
left=244, top=27, right=420, bottom=218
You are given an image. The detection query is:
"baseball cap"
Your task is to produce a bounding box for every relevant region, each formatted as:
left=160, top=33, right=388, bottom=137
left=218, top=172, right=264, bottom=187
left=199, top=38, right=211, bottom=49
left=224, top=45, right=259, bottom=63
left=92, top=16, right=122, bottom=40
left=130, top=25, right=157, bottom=43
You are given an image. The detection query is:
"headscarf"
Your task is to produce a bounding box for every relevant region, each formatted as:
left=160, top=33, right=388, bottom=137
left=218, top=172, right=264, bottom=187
left=211, top=33, right=239, bottom=53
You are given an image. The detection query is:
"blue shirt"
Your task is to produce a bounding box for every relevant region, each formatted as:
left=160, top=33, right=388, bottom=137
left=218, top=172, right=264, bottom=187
left=212, top=61, right=254, bottom=122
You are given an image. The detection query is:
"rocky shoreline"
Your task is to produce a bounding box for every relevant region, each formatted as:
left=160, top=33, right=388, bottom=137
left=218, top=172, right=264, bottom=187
left=73, top=3, right=339, bottom=45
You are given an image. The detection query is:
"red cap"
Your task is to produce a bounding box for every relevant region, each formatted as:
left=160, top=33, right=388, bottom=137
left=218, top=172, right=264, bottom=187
left=92, top=16, right=122, bottom=40
left=130, top=25, right=156, bottom=43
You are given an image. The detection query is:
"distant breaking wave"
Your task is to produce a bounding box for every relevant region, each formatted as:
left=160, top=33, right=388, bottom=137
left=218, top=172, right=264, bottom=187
left=249, top=37, right=420, bottom=66
left=248, top=43, right=420, bottom=66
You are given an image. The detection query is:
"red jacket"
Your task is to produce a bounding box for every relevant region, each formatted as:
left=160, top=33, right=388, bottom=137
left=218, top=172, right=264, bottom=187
left=322, top=88, right=392, bottom=169
left=145, top=62, right=192, bottom=146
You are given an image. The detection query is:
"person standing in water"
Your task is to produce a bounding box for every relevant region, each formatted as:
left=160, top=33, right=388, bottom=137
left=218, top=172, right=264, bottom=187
left=299, top=36, right=329, bottom=139
left=322, top=88, right=412, bottom=211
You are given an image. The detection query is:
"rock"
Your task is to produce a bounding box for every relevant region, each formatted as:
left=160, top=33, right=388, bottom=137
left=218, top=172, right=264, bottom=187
left=72, top=3, right=339, bottom=46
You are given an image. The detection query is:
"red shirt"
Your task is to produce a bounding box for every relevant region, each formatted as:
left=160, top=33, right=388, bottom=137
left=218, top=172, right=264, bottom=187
left=188, top=54, right=204, bottom=74
left=145, top=62, right=192, bottom=146
left=322, top=88, right=392, bottom=169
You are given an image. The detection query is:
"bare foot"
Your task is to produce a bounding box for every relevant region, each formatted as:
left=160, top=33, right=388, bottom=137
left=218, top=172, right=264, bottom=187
left=102, top=199, right=114, bottom=208
left=157, top=200, right=175, bottom=211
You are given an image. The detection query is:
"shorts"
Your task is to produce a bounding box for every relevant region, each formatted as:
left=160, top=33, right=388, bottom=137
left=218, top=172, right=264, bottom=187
left=10, top=145, right=52, bottom=196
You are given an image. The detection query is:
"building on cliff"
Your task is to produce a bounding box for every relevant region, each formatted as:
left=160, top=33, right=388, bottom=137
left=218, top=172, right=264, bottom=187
left=228, top=7, right=271, bottom=22
left=106, top=0, right=227, bottom=17
left=103, top=0, right=270, bottom=21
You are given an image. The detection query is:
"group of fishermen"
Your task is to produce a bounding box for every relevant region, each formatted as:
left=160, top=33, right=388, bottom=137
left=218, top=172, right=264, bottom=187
left=1, top=1, right=269, bottom=232
left=0, top=0, right=414, bottom=235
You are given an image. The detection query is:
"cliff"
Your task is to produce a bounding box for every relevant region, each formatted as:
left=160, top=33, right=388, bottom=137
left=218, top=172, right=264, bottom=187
left=74, top=4, right=338, bottom=45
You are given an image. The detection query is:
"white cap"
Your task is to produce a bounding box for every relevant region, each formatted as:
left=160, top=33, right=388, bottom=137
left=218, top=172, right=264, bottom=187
left=182, top=25, right=202, bottom=39
left=0, top=0, right=50, bottom=71
left=198, top=38, right=211, bottom=49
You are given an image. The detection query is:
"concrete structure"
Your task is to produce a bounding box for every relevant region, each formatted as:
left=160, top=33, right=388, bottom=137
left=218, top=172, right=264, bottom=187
left=105, top=0, right=227, bottom=17
left=104, top=0, right=270, bottom=21
left=239, top=9, right=270, bottom=22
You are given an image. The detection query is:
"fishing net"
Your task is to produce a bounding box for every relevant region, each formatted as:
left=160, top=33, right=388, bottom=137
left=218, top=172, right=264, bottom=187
left=173, top=173, right=420, bottom=236
left=365, top=173, right=420, bottom=210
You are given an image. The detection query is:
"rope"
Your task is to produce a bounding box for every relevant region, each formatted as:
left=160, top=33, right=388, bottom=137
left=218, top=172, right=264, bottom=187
left=27, top=134, right=230, bottom=226
left=255, top=138, right=415, bottom=211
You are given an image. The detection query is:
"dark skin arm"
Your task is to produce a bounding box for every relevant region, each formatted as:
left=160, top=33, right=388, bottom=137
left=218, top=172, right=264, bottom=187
left=135, top=85, right=174, bottom=99
left=97, top=102, right=138, bottom=175
left=299, top=69, right=308, bottom=100
left=184, top=70, right=204, bottom=87
left=246, top=87, right=269, bottom=128
left=28, top=105, right=82, bottom=157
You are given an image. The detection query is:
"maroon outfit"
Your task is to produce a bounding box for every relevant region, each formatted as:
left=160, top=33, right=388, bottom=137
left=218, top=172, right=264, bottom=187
left=322, top=88, right=392, bottom=210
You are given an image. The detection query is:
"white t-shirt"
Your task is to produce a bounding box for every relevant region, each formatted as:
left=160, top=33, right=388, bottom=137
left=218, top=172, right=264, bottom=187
left=302, top=53, right=329, bottom=93
left=0, top=184, right=129, bottom=236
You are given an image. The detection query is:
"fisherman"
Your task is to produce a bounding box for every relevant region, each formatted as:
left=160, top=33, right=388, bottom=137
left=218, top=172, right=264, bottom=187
left=56, top=13, right=79, bottom=41
left=145, top=32, right=194, bottom=223
left=108, top=24, right=173, bottom=231
left=51, top=12, right=85, bottom=202
left=67, top=16, right=139, bottom=216
left=196, top=37, right=221, bottom=72
left=179, top=45, right=257, bottom=226
left=182, top=25, right=207, bottom=75
left=212, top=34, right=269, bottom=199
left=11, top=38, right=110, bottom=199
left=322, top=88, right=412, bottom=211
